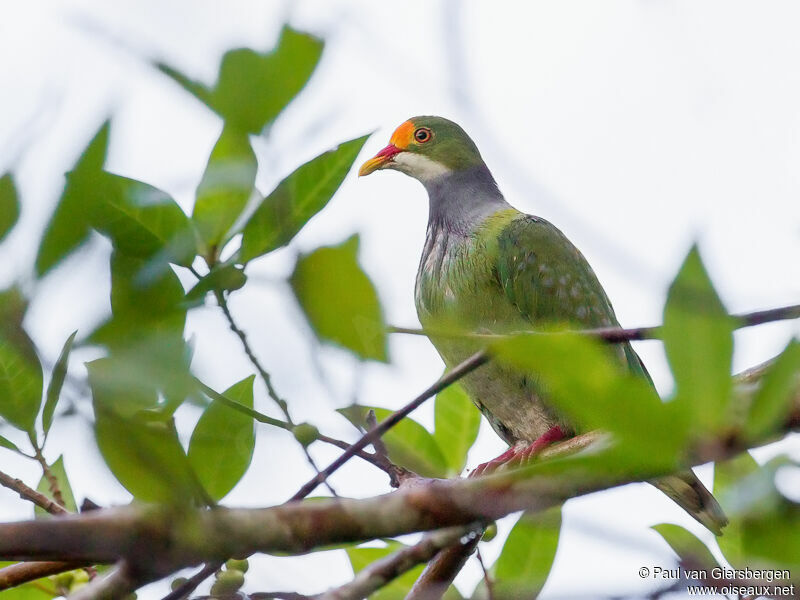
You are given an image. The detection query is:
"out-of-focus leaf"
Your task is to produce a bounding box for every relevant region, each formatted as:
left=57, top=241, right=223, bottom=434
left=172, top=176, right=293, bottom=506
left=88, top=172, right=196, bottom=266
left=662, top=246, right=734, bottom=433
left=240, top=135, right=369, bottom=262
left=36, top=121, right=109, bottom=276
left=491, top=332, right=685, bottom=466
left=490, top=508, right=561, bottom=599
left=745, top=340, right=800, bottom=440
left=291, top=235, right=387, bottom=362
left=193, top=126, right=256, bottom=251
left=213, top=27, right=323, bottom=133
left=34, top=455, right=77, bottom=517
left=89, top=359, right=201, bottom=505
left=338, top=405, right=448, bottom=478
left=433, top=381, right=480, bottom=475
left=0, top=288, right=43, bottom=434
left=184, top=264, right=247, bottom=307
left=652, top=523, right=719, bottom=568
left=156, top=63, right=214, bottom=106
left=0, top=173, right=20, bottom=242
left=42, top=330, right=77, bottom=435
left=346, top=542, right=462, bottom=600
left=714, top=452, right=762, bottom=567
left=0, top=434, right=21, bottom=453
left=188, top=375, right=255, bottom=501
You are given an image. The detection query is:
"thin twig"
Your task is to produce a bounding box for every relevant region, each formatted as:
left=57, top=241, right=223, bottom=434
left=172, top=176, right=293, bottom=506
left=389, top=302, right=800, bottom=344
left=476, top=546, right=495, bottom=600
left=365, top=409, right=412, bottom=487
left=195, top=379, right=406, bottom=482
left=317, top=525, right=479, bottom=600
left=30, top=438, right=65, bottom=509
left=0, top=560, right=90, bottom=591
left=288, top=351, right=489, bottom=501
left=0, top=469, right=68, bottom=516
left=214, top=291, right=338, bottom=497
left=160, top=562, right=220, bottom=600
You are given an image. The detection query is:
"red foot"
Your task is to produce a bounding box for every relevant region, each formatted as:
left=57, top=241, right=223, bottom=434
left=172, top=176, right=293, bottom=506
left=470, top=426, right=567, bottom=477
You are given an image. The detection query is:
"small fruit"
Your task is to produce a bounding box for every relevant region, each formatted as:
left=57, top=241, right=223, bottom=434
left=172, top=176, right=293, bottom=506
left=171, top=577, right=189, bottom=591
left=482, top=522, right=498, bottom=542
left=211, top=569, right=245, bottom=596
left=225, top=558, right=249, bottom=573
left=53, top=571, right=74, bottom=590
left=292, top=423, right=320, bottom=447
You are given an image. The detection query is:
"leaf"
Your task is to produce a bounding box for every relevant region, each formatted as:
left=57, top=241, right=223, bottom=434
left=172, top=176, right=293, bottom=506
left=192, top=125, right=257, bottom=250
left=338, top=405, right=449, bottom=478
left=0, top=173, right=20, bottom=242
left=651, top=523, right=719, bottom=568
left=240, top=135, right=369, bottom=262
left=42, top=330, right=77, bottom=435
left=87, top=172, right=196, bottom=266
left=89, top=359, right=202, bottom=505
left=212, top=27, right=323, bottom=133
left=491, top=508, right=561, bottom=599
left=433, top=381, right=480, bottom=475
left=36, top=121, right=109, bottom=276
left=188, top=375, right=256, bottom=501
left=745, top=340, right=800, bottom=440
left=184, top=264, right=247, bottom=307
left=662, top=246, right=735, bottom=433
left=713, top=451, right=761, bottom=567
left=156, top=63, right=214, bottom=106
left=491, top=332, right=686, bottom=465
left=35, top=455, right=77, bottom=517
left=0, top=288, right=43, bottom=434
left=291, top=235, right=387, bottom=362
left=346, top=542, right=462, bottom=600
left=0, top=434, right=21, bottom=453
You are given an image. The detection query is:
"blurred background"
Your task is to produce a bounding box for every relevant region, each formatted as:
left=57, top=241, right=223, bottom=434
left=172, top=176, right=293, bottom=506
left=1, top=1, right=799, bottom=598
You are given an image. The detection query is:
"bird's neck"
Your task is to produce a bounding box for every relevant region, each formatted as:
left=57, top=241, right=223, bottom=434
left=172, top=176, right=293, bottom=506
left=423, top=164, right=510, bottom=235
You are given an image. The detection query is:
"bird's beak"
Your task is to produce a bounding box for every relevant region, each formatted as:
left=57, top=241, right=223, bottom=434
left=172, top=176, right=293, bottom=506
left=358, top=144, right=402, bottom=177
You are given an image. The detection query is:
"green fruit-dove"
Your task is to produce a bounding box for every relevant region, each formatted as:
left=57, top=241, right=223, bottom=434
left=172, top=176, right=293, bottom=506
left=359, top=116, right=728, bottom=535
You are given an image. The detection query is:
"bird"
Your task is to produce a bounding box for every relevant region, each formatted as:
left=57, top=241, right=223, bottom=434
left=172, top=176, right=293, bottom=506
left=358, top=115, right=728, bottom=536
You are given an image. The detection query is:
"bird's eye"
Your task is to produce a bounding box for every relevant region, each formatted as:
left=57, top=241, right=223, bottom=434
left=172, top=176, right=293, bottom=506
left=414, top=127, right=432, bottom=143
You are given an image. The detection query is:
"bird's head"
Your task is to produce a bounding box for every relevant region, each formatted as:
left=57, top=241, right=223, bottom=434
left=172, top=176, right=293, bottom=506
left=359, top=116, right=484, bottom=183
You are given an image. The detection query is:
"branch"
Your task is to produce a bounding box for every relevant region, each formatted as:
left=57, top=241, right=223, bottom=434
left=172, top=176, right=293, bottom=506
left=0, top=469, right=68, bottom=516
left=288, top=351, right=489, bottom=501
left=160, top=562, right=219, bottom=600
left=0, top=561, right=89, bottom=591
left=389, top=302, right=800, bottom=344
left=318, top=525, right=479, bottom=600
left=69, top=562, right=138, bottom=600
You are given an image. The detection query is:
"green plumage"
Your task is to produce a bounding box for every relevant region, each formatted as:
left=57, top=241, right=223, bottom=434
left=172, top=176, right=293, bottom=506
left=362, top=115, right=727, bottom=535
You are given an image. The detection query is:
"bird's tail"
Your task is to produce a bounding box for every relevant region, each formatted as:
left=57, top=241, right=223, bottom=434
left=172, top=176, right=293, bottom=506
left=650, top=470, right=728, bottom=536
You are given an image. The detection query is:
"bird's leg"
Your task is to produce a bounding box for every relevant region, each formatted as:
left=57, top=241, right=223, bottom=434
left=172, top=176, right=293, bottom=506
left=470, top=426, right=567, bottom=477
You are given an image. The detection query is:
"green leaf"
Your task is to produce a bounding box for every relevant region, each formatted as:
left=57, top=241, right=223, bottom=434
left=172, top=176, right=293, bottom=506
left=212, top=27, right=323, bottom=133
left=491, top=508, right=561, bottom=599
left=240, top=135, right=369, bottom=262
left=346, top=542, right=462, bottom=600
left=0, top=288, right=43, bottom=434
left=745, top=340, right=800, bottom=440
left=652, top=523, right=719, bottom=568
left=89, top=359, right=202, bottom=505
left=291, top=235, right=387, bottom=362
left=87, top=172, right=196, bottom=266
left=662, top=246, right=734, bottom=433
left=42, top=330, right=77, bottom=435
left=0, top=173, right=20, bottom=242
left=0, top=434, right=22, bottom=453
left=184, top=264, right=247, bottom=307
left=433, top=381, right=480, bottom=475
left=156, top=63, right=214, bottom=107
left=193, top=125, right=257, bottom=250
left=188, top=375, right=256, bottom=501
left=35, top=455, right=77, bottom=517
left=491, top=332, right=685, bottom=465
left=714, top=451, right=761, bottom=567
left=338, top=405, right=448, bottom=478
left=36, top=121, right=109, bottom=276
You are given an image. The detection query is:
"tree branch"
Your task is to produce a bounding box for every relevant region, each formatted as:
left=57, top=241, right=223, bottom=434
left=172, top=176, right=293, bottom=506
left=0, top=561, right=90, bottom=591
left=318, top=525, right=479, bottom=600
left=0, top=469, right=68, bottom=516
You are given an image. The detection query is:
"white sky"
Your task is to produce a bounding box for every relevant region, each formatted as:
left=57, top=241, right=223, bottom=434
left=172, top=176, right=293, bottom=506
left=1, top=1, right=799, bottom=598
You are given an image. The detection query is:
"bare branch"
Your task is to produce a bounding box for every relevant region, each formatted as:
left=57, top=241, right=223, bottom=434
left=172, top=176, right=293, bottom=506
left=160, top=562, right=220, bottom=600
left=0, top=469, right=68, bottom=516
left=0, top=561, right=90, bottom=591
left=318, top=525, right=479, bottom=600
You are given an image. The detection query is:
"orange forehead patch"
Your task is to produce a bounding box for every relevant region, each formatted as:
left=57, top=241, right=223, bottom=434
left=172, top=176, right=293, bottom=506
left=389, top=120, right=415, bottom=149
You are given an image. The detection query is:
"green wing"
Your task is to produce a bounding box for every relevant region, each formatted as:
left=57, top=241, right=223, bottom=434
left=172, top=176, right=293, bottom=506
left=494, top=215, right=651, bottom=382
